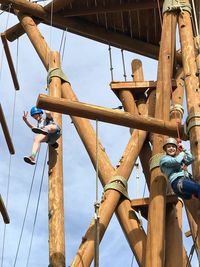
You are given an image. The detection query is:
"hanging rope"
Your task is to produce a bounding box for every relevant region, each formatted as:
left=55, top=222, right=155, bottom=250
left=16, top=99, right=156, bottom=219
left=26, top=148, right=48, bottom=267
left=108, top=45, right=114, bottom=81
left=121, top=49, right=127, bottom=81
left=157, top=0, right=163, bottom=27
left=0, top=10, right=18, bottom=266
left=12, top=147, right=41, bottom=267
left=135, top=163, right=143, bottom=228
left=186, top=228, right=199, bottom=267
left=94, top=119, right=100, bottom=267
left=59, top=28, right=68, bottom=62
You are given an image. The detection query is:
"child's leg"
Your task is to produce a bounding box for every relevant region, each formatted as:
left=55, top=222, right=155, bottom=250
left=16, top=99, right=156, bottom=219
left=31, top=134, right=47, bottom=159
left=44, top=124, right=58, bottom=133
left=182, top=179, right=200, bottom=199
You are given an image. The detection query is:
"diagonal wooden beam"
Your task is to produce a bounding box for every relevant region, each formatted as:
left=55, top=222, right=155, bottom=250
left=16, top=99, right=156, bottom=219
left=36, top=94, right=187, bottom=140
left=0, top=104, right=15, bottom=154
left=0, top=194, right=10, bottom=224
left=1, top=33, right=20, bottom=90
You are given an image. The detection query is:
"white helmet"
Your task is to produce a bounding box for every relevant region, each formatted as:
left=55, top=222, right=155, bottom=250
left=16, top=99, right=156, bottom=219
left=163, top=138, right=177, bottom=151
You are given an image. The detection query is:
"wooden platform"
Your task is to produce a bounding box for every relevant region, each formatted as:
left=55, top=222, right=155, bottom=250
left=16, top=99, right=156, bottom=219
left=0, top=194, right=10, bottom=224
left=131, top=195, right=179, bottom=220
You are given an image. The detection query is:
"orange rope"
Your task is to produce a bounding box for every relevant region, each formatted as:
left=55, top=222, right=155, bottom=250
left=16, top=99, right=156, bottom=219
left=157, top=0, right=163, bottom=27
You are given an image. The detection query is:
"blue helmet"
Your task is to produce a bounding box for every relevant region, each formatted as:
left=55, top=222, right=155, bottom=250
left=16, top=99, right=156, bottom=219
left=30, top=106, right=43, bottom=117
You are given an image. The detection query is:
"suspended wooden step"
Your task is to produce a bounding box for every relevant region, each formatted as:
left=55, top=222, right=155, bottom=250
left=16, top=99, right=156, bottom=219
left=0, top=194, right=10, bottom=224
left=110, top=80, right=177, bottom=99
left=0, top=104, right=15, bottom=154
left=131, top=195, right=179, bottom=220
left=1, top=33, right=20, bottom=90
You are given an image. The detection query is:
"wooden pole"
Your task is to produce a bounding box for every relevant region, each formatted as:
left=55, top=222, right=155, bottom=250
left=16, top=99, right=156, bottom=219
left=145, top=10, right=176, bottom=267
left=1, top=33, right=19, bottom=90
left=0, top=103, right=15, bottom=154
left=48, top=52, right=65, bottom=267
left=165, top=67, right=185, bottom=267
left=37, top=93, right=186, bottom=139
left=178, top=1, right=200, bottom=260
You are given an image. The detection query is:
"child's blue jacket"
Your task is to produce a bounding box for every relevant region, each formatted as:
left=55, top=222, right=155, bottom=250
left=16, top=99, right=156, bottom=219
left=159, top=150, right=194, bottom=184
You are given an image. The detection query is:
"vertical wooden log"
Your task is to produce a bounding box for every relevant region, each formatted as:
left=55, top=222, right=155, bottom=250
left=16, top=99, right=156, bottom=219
left=178, top=1, right=200, bottom=179
left=166, top=200, right=183, bottom=267
left=145, top=11, right=177, bottom=267
left=178, top=2, right=200, bottom=259
left=48, top=52, right=65, bottom=267
left=165, top=67, right=185, bottom=266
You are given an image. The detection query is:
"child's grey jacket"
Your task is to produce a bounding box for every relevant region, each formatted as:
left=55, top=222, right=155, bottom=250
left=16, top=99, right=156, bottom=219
left=159, top=150, right=194, bottom=184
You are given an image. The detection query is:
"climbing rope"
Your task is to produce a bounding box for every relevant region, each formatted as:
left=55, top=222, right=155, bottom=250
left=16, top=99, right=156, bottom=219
left=0, top=9, right=18, bottom=266
left=186, top=228, right=199, bottom=267
left=157, top=0, right=163, bottom=27
left=13, top=147, right=41, bottom=267
left=59, top=28, right=68, bottom=62
left=26, top=148, right=48, bottom=267
left=121, top=49, right=127, bottom=81
left=94, top=119, right=100, bottom=267
left=135, top=163, right=143, bottom=227
left=108, top=45, right=114, bottom=81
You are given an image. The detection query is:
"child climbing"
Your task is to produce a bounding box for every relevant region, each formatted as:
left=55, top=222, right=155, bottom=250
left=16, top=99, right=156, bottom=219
left=160, top=137, right=200, bottom=200
left=23, top=106, right=61, bottom=165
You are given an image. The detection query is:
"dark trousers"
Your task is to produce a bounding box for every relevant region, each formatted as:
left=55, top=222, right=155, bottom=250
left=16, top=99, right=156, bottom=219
left=171, top=176, right=200, bottom=200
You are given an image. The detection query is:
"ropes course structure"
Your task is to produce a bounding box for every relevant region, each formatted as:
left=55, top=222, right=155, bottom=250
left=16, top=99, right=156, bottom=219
left=1, top=0, right=200, bottom=267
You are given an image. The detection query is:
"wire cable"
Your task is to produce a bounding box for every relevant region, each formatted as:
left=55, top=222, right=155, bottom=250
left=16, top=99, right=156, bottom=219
left=12, top=148, right=41, bottom=267
left=26, top=148, right=48, bottom=267
left=94, top=119, right=100, bottom=267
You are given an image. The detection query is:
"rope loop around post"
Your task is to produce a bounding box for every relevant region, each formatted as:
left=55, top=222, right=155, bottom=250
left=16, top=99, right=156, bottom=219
left=149, top=153, right=165, bottom=171
left=170, top=104, right=184, bottom=116
left=47, top=67, right=70, bottom=87
left=104, top=176, right=129, bottom=199
left=162, top=0, right=191, bottom=14
left=184, top=112, right=200, bottom=136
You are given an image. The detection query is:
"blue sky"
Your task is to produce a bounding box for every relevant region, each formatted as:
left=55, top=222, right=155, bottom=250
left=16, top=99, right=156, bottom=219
left=0, top=3, right=198, bottom=267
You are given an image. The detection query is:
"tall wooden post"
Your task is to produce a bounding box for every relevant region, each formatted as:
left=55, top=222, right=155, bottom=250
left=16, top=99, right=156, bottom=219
left=145, top=9, right=177, bottom=267
left=178, top=1, right=200, bottom=259
left=165, top=67, right=185, bottom=267
left=48, top=52, right=65, bottom=267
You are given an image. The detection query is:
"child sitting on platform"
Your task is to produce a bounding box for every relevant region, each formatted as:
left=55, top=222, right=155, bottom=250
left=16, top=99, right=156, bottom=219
left=23, top=106, right=61, bottom=165
left=160, top=137, right=200, bottom=200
